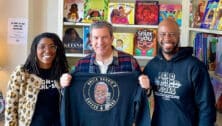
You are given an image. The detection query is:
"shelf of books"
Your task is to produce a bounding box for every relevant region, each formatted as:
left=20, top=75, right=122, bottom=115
left=189, top=0, right=222, bottom=119
left=189, top=28, right=222, bottom=34
left=61, top=0, right=183, bottom=61
left=65, top=53, right=154, bottom=60
left=189, top=0, right=222, bottom=76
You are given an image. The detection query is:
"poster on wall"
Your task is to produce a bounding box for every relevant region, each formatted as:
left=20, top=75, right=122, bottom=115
left=7, top=18, right=28, bottom=45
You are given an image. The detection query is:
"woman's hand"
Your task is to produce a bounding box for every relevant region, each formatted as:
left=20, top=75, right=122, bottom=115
left=138, top=74, right=150, bottom=89
left=60, top=73, right=72, bottom=88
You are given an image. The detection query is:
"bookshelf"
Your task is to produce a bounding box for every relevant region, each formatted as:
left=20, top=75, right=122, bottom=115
left=58, top=0, right=186, bottom=66
left=58, top=0, right=222, bottom=85
left=189, top=27, right=222, bottom=34
left=188, top=0, right=222, bottom=71
left=64, top=22, right=158, bottom=29
left=189, top=0, right=222, bottom=125
left=62, top=23, right=159, bottom=61
left=188, top=0, right=222, bottom=35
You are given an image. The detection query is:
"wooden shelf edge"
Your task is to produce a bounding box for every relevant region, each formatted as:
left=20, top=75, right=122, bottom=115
left=64, top=22, right=158, bottom=29
left=65, top=53, right=154, bottom=60
left=189, top=28, right=222, bottom=35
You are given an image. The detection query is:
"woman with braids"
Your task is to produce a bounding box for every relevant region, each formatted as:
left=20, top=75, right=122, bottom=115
left=5, top=32, right=69, bottom=126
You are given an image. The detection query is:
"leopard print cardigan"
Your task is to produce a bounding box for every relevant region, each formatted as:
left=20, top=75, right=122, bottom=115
left=4, top=65, right=60, bottom=126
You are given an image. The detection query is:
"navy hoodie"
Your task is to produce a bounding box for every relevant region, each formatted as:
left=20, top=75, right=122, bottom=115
left=143, top=47, right=216, bottom=126
left=61, top=72, right=151, bottom=126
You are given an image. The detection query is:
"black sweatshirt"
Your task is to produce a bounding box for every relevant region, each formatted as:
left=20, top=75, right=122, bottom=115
left=143, top=47, right=216, bottom=126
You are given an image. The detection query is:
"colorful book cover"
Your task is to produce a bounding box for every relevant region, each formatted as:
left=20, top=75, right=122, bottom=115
left=216, top=9, right=222, bottom=30
left=113, top=32, right=134, bottom=55
left=215, top=37, right=222, bottom=77
left=107, top=2, right=135, bottom=24
left=83, top=0, right=109, bottom=23
left=159, top=4, right=182, bottom=26
left=83, top=26, right=93, bottom=54
left=207, top=36, right=218, bottom=71
left=211, top=0, right=222, bottom=30
left=194, top=33, right=209, bottom=65
left=191, top=0, right=208, bottom=28
left=194, top=33, right=204, bottom=61
left=134, top=29, right=157, bottom=56
left=200, top=0, right=219, bottom=29
left=63, top=27, right=83, bottom=53
left=202, top=33, right=209, bottom=65
left=135, top=1, right=159, bottom=25
left=63, top=0, right=84, bottom=22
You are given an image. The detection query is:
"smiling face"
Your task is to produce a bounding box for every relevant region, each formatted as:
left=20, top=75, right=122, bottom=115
left=158, top=18, right=180, bottom=60
left=90, top=27, right=114, bottom=60
left=37, top=38, right=57, bottom=69
left=137, top=41, right=153, bottom=50
left=116, top=39, right=123, bottom=48
left=94, top=82, right=108, bottom=104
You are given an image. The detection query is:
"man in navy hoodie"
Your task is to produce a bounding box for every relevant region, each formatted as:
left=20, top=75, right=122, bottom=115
left=140, top=18, right=216, bottom=126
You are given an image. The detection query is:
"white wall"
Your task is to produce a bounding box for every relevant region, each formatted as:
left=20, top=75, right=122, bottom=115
left=0, top=0, right=28, bottom=96
left=0, top=0, right=60, bottom=96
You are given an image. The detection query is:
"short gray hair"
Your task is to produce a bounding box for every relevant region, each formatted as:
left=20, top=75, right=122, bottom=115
left=90, top=21, right=113, bottom=37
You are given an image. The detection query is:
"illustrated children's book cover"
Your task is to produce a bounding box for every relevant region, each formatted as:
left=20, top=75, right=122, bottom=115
left=200, top=0, right=219, bottom=29
left=191, top=0, right=208, bottom=28
left=215, top=9, right=222, bottom=30
left=206, top=36, right=218, bottom=71
left=83, top=0, right=109, bottom=23
left=63, top=27, right=83, bottom=53
left=194, top=33, right=204, bottom=62
left=83, top=26, right=93, bottom=54
left=113, top=32, right=134, bottom=55
left=190, top=0, right=208, bottom=28
left=211, top=0, right=222, bottom=30
left=134, top=29, right=157, bottom=56
left=63, top=0, right=84, bottom=22
left=107, top=2, right=135, bottom=24
left=135, top=1, right=159, bottom=25
left=193, top=33, right=211, bottom=65
left=159, top=4, right=182, bottom=26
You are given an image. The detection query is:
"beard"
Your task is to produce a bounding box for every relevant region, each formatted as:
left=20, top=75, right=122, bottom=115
left=159, top=41, right=179, bottom=55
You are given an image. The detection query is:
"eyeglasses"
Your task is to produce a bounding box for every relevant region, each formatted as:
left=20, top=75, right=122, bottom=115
left=37, top=44, right=57, bottom=52
left=158, top=32, right=178, bottom=38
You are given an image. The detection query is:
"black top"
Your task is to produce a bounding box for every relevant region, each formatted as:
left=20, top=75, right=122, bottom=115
left=143, top=47, right=216, bottom=126
left=61, top=72, right=150, bottom=126
left=30, top=68, right=60, bottom=126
